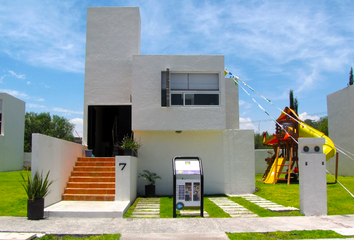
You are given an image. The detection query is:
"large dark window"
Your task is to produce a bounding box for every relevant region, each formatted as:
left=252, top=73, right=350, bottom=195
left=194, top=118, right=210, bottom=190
left=161, top=72, right=220, bottom=106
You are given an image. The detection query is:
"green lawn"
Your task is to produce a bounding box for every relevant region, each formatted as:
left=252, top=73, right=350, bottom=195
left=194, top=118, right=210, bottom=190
left=37, top=234, right=121, bottom=240
left=227, top=230, right=353, bottom=239
left=0, top=170, right=28, bottom=217
left=254, top=174, right=354, bottom=215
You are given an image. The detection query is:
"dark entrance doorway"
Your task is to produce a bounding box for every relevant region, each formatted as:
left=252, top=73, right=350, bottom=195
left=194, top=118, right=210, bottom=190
left=88, top=105, right=132, bottom=157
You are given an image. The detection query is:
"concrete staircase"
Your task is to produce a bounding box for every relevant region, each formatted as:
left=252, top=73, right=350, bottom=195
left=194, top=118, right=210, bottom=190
left=62, top=157, right=116, bottom=201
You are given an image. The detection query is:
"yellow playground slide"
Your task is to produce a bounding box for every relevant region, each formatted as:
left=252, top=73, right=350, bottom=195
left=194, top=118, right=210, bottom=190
left=264, top=157, right=286, bottom=184
left=298, top=121, right=336, bottom=161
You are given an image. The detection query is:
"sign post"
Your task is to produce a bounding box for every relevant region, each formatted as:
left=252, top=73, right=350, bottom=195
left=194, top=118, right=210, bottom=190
left=172, top=156, right=204, bottom=218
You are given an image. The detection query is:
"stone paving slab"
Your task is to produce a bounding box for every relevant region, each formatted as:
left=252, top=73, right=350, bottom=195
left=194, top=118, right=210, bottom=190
left=228, top=194, right=299, bottom=212
left=208, top=197, right=258, bottom=218
left=0, top=232, right=39, bottom=240
left=131, top=198, right=160, bottom=218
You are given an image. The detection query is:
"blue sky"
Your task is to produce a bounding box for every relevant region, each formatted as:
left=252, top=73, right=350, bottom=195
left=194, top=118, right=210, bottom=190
left=1, top=0, right=353, bottom=136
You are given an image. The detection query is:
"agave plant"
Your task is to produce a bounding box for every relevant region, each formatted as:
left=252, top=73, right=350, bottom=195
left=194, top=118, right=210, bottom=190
left=20, top=171, right=54, bottom=200
left=119, top=134, right=142, bottom=154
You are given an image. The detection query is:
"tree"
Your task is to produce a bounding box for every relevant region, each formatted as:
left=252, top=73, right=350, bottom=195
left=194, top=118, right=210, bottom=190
left=304, top=117, right=328, bottom=136
left=254, top=131, right=272, bottom=149
left=349, top=67, right=353, bottom=86
left=289, top=90, right=298, bottom=114
left=24, top=112, right=75, bottom=152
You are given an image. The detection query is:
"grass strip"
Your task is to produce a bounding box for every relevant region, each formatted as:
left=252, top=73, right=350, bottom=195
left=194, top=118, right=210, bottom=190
left=123, top=197, right=140, bottom=218
left=227, top=230, right=351, bottom=239
left=37, top=234, right=121, bottom=239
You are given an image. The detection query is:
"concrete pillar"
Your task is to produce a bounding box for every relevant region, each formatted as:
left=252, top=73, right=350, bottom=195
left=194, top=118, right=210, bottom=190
left=299, top=138, right=327, bottom=216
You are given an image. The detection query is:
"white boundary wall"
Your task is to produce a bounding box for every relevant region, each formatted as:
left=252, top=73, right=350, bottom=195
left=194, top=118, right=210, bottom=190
left=115, top=156, right=138, bottom=202
left=0, top=93, right=25, bottom=172
left=32, top=134, right=85, bottom=207
left=327, top=86, right=354, bottom=176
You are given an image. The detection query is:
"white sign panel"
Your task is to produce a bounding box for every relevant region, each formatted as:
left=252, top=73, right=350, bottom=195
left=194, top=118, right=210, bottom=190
left=175, top=160, right=200, bottom=175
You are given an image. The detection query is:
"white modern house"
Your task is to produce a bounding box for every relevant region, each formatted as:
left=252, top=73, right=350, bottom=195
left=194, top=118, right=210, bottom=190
left=327, top=85, right=354, bottom=177
left=83, top=7, right=255, bottom=196
left=0, top=93, right=25, bottom=172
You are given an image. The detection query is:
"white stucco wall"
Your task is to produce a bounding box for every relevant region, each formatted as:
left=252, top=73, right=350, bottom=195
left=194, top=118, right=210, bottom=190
left=83, top=7, right=141, bottom=144
left=132, top=55, right=229, bottom=131
left=0, top=93, right=25, bottom=172
left=32, top=134, right=85, bottom=207
left=255, top=149, right=272, bottom=174
left=225, top=78, right=239, bottom=129
left=223, top=129, right=255, bottom=194
left=134, top=129, right=255, bottom=196
left=327, top=86, right=354, bottom=176
left=115, top=156, right=138, bottom=202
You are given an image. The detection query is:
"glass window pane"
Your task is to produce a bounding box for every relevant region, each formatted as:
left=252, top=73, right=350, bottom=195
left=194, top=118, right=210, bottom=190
left=185, top=94, right=194, bottom=105
left=171, top=94, right=183, bottom=105
left=189, top=73, right=219, bottom=90
left=171, top=73, right=188, bottom=90
left=186, top=94, right=219, bottom=105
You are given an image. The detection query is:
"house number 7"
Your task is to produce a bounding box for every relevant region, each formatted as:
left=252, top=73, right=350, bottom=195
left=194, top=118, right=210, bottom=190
left=119, top=163, right=127, bottom=170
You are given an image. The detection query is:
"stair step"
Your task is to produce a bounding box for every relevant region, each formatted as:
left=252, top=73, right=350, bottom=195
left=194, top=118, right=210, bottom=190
left=69, top=176, right=115, bottom=182
left=67, top=182, right=115, bottom=188
left=77, top=157, right=115, bottom=162
left=75, top=162, right=115, bottom=167
left=71, top=171, right=115, bottom=177
left=73, top=166, right=115, bottom=172
left=64, top=188, right=115, bottom=194
left=62, top=194, right=115, bottom=201
left=62, top=157, right=116, bottom=202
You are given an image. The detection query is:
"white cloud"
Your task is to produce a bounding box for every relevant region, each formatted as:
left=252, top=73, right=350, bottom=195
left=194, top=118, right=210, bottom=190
left=239, top=117, right=257, bottom=132
left=53, top=107, right=83, bottom=115
left=27, top=103, right=45, bottom=108
left=8, top=70, right=25, bottom=79
left=299, top=112, right=320, bottom=121
left=239, top=100, right=252, bottom=109
left=69, top=118, right=83, bottom=138
left=0, top=89, right=29, bottom=99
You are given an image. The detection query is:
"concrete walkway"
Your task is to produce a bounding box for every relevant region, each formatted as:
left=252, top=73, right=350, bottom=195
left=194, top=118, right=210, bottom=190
left=0, top=215, right=354, bottom=239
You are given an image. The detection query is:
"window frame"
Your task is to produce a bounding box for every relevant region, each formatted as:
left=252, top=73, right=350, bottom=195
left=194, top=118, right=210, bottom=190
left=168, top=72, right=221, bottom=107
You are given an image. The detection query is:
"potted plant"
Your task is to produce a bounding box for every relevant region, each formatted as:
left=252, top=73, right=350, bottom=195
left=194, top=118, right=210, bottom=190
left=20, top=170, right=54, bottom=220
left=119, top=135, right=142, bottom=157
left=139, top=170, right=161, bottom=197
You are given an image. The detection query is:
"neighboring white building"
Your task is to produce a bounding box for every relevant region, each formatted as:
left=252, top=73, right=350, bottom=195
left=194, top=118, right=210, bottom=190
left=327, top=85, right=354, bottom=176
left=83, top=7, right=255, bottom=195
left=0, top=93, right=25, bottom=172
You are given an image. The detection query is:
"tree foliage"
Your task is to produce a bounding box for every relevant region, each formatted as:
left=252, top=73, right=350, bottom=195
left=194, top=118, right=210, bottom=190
left=254, top=131, right=272, bottom=149
left=303, top=116, right=328, bottom=136
left=289, top=89, right=298, bottom=114
left=349, top=67, right=353, bottom=86
left=24, top=112, right=75, bottom=152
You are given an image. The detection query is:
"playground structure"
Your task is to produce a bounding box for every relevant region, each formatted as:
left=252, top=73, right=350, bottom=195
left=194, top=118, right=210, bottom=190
left=262, top=107, right=336, bottom=184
